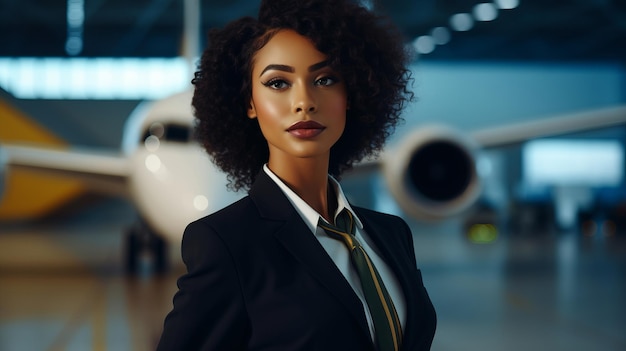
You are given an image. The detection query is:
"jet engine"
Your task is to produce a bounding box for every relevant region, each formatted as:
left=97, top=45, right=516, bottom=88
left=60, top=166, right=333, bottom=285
left=382, top=126, right=482, bottom=221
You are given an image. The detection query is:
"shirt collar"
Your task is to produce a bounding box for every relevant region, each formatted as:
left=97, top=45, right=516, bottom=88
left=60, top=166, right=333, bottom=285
left=262, top=164, right=364, bottom=233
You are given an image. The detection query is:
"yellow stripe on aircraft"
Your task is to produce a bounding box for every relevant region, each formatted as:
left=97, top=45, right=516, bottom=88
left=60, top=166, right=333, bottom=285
left=0, top=99, right=85, bottom=220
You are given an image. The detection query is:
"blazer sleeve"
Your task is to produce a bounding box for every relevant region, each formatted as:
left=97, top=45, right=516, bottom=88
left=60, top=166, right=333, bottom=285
left=156, top=219, right=249, bottom=351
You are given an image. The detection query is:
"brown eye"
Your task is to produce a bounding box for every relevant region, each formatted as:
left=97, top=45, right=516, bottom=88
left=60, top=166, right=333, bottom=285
left=263, top=78, right=290, bottom=90
left=315, top=76, right=338, bottom=86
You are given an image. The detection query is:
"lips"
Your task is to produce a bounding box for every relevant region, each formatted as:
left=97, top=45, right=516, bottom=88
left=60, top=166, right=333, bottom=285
left=286, top=120, right=326, bottom=138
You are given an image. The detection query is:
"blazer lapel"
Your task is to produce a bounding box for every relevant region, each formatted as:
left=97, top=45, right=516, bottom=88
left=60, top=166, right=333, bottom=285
left=249, top=171, right=371, bottom=339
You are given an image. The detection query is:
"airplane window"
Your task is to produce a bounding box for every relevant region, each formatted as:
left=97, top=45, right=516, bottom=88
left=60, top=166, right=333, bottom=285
left=141, top=123, right=191, bottom=143
left=165, top=124, right=190, bottom=142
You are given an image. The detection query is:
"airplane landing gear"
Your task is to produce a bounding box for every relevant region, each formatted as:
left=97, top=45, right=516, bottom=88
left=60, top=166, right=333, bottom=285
left=124, top=219, right=168, bottom=275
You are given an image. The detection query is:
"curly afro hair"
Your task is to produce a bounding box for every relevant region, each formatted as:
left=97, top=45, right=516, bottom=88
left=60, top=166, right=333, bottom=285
left=192, top=0, right=413, bottom=191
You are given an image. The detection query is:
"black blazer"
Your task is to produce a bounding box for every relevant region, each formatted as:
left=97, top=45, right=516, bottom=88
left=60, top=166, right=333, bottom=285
left=157, top=171, right=436, bottom=351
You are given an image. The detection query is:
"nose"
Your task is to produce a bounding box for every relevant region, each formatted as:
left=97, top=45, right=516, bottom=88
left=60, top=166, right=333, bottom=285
left=292, top=83, right=317, bottom=114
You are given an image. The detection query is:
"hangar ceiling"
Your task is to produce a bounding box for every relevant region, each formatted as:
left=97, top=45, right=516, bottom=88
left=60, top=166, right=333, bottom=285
left=1, top=0, right=625, bottom=63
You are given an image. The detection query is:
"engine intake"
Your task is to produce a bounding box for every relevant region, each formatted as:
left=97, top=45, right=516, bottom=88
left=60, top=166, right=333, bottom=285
left=383, top=126, right=481, bottom=221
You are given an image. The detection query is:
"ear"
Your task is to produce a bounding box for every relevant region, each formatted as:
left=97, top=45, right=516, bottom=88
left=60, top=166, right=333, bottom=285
left=247, top=100, right=257, bottom=119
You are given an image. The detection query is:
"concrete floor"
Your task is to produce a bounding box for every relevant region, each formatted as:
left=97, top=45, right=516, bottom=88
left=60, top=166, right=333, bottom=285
left=1, top=198, right=625, bottom=351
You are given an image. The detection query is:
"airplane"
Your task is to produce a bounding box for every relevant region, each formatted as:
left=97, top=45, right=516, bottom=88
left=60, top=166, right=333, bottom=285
left=1, top=88, right=625, bottom=273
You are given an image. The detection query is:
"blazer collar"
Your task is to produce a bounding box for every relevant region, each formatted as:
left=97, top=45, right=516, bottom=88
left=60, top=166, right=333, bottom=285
left=248, top=171, right=372, bottom=340
left=248, top=170, right=294, bottom=221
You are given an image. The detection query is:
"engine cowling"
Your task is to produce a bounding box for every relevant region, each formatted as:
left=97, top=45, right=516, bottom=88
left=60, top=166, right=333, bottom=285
left=382, top=125, right=481, bottom=221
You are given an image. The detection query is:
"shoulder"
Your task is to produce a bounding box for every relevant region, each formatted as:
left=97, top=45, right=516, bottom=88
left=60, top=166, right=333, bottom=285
left=182, top=192, right=287, bottom=252
left=179, top=196, right=258, bottom=266
left=185, top=196, right=257, bottom=240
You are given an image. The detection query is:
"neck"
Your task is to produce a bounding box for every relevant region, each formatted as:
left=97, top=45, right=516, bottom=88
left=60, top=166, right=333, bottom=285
left=267, top=155, right=335, bottom=222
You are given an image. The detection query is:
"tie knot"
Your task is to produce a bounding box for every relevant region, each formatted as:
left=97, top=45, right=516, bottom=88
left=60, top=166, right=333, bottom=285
left=318, top=208, right=357, bottom=250
left=334, top=208, right=355, bottom=234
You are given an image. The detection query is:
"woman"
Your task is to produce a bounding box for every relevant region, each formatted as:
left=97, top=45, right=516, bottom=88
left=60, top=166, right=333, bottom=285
left=157, top=0, right=436, bottom=350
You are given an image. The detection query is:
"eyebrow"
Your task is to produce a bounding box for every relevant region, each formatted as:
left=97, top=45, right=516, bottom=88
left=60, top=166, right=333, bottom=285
left=259, top=60, right=330, bottom=76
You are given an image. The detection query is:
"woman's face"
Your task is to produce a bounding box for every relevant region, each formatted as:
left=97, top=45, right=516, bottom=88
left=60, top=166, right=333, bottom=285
left=247, top=29, right=347, bottom=164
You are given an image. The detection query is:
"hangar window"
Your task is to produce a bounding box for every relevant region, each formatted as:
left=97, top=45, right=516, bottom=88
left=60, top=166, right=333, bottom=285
left=522, top=139, right=624, bottom=187
left=0, top=57, right=188, bottom=99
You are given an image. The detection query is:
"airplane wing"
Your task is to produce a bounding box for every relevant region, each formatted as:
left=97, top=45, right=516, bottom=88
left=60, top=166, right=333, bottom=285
left=371, top=104, right=626, bottom=220
left=471, top=105, right=626, bottom=148
left=1, top=144, right=129, bottom=197
left=349, top=104, right=626, bottom=172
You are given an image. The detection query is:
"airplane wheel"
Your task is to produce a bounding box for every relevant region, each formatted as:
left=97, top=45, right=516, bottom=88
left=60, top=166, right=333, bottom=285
left=124, top=227, right=140, bottom=274
left=151, top=234, right=168, bottom=274
left=124, top=220, right=168, bottom=275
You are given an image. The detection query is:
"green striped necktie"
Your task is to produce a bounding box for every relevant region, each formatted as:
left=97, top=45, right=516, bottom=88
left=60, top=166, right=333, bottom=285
left=318, top=208, right=403, bottom=351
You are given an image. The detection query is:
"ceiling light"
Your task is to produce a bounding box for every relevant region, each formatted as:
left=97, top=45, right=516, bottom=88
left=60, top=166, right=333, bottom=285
left=431, top=27, right=451, bottom=45
left=66, top=0, right=85, bottom=56
left=413, top=36, right=436, bottom=54
left=494, top=0, right=519, bottom=10
left=473, top=3, right=498, bottom=21
left=450, top=13, right=474, bottom=31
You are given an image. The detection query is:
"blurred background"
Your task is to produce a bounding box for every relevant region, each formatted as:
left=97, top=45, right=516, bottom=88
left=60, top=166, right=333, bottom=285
left=1, top=0, right=625, bottom=350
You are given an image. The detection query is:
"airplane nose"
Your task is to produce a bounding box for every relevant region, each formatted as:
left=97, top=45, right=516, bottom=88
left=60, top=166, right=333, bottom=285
left=129, top=144, right=244, bottom=244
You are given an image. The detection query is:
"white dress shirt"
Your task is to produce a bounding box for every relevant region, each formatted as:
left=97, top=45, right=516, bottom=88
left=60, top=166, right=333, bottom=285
left=263, top=164, right=407, bottom=341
